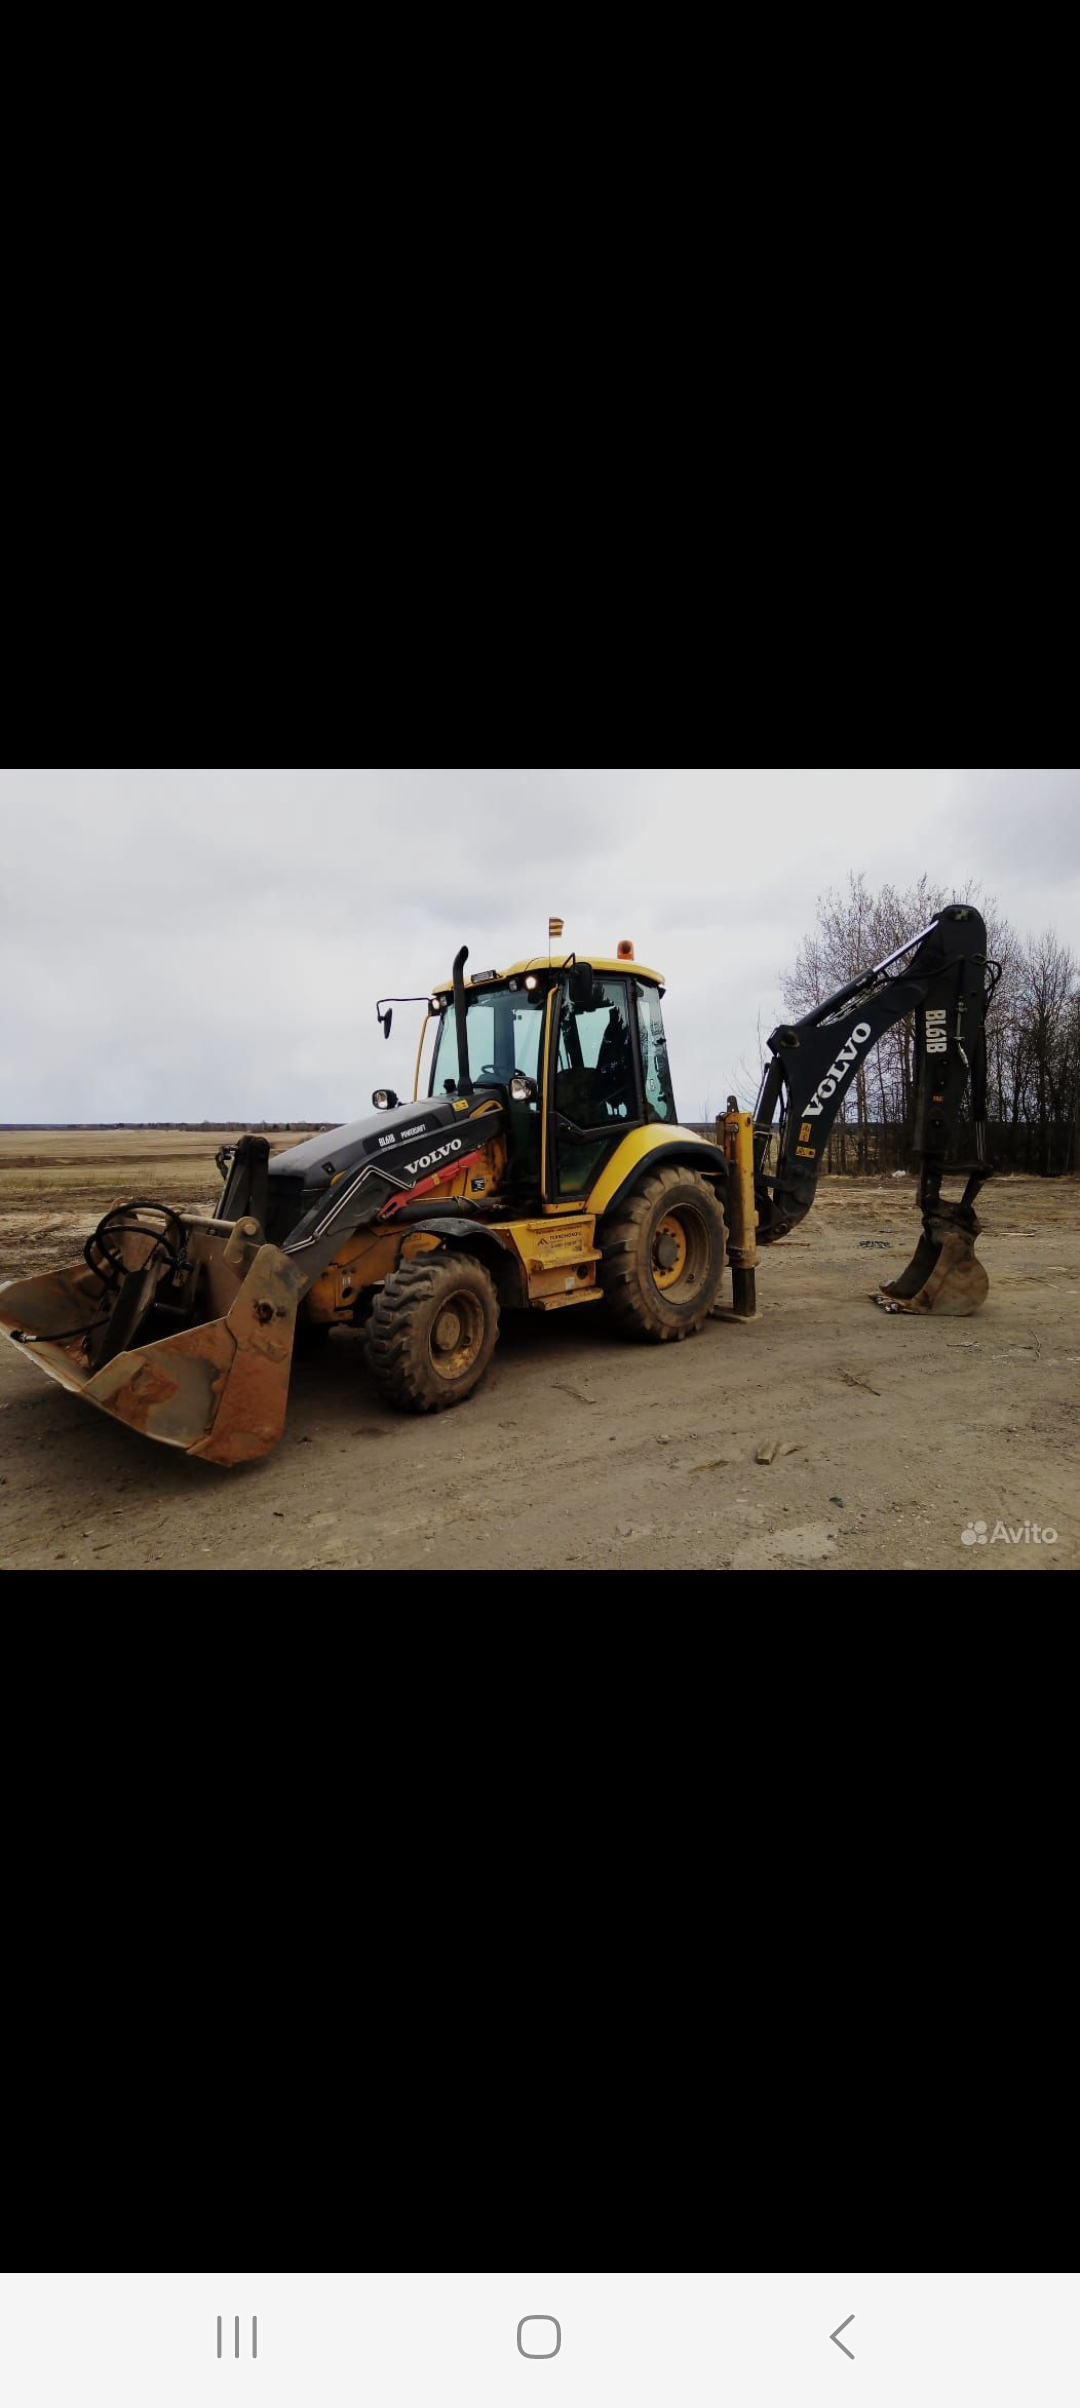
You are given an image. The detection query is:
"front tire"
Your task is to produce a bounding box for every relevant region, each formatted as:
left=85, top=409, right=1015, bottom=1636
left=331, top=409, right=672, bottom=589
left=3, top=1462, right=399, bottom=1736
left=367, top=1253, right=500, bottom=1412
left=600, top=1167, right=726, bottom=1340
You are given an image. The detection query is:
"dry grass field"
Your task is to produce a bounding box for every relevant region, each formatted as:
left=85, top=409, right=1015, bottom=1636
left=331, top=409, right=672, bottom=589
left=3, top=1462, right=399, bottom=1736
left=0, top=1130, right=1076, bottom=1573
left=0, top=1128, right=317, bottom=1278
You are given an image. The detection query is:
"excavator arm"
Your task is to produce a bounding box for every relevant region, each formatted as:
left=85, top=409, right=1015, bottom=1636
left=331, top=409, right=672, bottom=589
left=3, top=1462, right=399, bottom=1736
left=752, top=903, right=1001, bottom=1313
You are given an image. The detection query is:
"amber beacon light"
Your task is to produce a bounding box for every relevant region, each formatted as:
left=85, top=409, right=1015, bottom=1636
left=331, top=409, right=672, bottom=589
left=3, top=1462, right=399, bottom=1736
left=618, top=938, right=634, bottom=959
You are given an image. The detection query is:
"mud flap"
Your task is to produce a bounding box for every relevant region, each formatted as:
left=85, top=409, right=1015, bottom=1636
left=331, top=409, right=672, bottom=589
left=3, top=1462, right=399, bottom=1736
left=875, top=1203, right=989, bottom=1316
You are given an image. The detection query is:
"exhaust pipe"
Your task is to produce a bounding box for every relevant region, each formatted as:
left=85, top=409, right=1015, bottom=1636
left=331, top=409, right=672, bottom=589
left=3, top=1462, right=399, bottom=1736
left=452, top=944, right=472, bottom=1096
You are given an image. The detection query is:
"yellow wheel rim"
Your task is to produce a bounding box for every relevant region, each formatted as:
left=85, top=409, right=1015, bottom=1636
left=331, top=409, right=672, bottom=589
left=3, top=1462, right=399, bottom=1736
left=428, top=1290, right=485, bottom=1381
left=652, top=1212, right=688, bottom=1290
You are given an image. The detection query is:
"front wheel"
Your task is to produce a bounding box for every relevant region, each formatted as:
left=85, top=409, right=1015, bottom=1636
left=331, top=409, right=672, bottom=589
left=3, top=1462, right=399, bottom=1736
left=600, top=1167, right=726, bottom=1340
left=367, top=1253, right=500, bottom=1412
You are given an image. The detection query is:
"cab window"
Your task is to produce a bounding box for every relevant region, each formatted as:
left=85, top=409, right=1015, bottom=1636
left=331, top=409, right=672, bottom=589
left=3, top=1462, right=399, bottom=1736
left=554, top=976, right=639, bottom=1197
left=636, top=980, right=676, bottom=1121
left=430, top=988, right=546, bottom=1093
left=555, top=978, right=637, bottom=1127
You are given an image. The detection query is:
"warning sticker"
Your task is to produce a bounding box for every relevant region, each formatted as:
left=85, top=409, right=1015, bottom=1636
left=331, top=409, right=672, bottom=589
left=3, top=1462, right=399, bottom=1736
left=799, top=1122, right=812, bottom=1144
left=796, top=1144, right=816, bottom=1159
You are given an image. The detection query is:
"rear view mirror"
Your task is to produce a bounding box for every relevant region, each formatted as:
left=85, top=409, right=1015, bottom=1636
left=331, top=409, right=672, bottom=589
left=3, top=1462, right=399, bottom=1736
left=568, top=962, right=596, bottom=1012
left=382, top=1008, right=393, bottom=1040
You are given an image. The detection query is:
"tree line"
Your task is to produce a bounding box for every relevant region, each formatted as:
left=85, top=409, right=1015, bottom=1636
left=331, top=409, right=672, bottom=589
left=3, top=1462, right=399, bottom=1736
left=780, top=875, right=1079, bottom=1175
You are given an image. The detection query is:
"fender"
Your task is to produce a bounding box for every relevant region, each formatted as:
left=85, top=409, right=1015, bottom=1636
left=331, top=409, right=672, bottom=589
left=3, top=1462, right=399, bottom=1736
left=407, top=1218, right=528, bottom=1308
left=596, top=1138, right=728, bottom=1222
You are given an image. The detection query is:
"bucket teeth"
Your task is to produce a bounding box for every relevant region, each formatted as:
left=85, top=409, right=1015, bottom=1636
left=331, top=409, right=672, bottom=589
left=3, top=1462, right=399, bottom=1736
left=875, top=1203, right=988, bottom=1316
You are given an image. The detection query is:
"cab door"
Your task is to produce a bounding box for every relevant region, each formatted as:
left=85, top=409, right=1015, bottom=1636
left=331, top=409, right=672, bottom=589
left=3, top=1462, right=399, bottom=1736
left=550, top=974, right=644, bottom=1198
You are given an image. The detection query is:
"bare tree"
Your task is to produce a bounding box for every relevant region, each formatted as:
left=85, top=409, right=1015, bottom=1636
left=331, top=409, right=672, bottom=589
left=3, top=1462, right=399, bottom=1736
left=779, top=876, right=1080, bottom=1174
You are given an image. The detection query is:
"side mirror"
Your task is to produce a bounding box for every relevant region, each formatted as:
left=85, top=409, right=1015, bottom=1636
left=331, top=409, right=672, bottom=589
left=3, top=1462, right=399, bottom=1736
left=568, top=962, right=596, bottom=1012
left=372, top=1088, right=399, bottom=1110
left=382, top=1008, right=393, bottom=1041
left=510, top=1073, right=537, bottom=1103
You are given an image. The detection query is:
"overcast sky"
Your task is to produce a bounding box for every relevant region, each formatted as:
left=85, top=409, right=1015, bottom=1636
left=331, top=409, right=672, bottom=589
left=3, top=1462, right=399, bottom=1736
left=1, top=769, right=1076, bottom=1126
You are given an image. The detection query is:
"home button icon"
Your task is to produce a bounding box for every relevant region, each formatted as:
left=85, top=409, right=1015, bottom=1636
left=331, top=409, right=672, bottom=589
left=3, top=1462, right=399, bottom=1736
left=518, top=2316, right=561, bottom=2358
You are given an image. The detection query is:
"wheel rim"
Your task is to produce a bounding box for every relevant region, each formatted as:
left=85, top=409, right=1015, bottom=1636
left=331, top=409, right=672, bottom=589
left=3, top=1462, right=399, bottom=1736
left=651, top=1204, right=709, bottom=1299
left=427, top=1288, right=486, bottom=1382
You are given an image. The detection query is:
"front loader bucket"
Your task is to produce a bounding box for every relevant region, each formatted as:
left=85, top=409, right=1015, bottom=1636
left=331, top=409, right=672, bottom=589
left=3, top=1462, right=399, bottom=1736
left=0, top=1225, right=306, bottom=1465
left=875, top=1201, right=989, bottom=1317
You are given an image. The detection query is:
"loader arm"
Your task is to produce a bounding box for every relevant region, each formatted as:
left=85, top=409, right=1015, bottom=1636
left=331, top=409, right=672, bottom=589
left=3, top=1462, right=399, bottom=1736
left=0, top=1093, right=508, bottom=1465
left=752, top=903, right=1000, bottom=1313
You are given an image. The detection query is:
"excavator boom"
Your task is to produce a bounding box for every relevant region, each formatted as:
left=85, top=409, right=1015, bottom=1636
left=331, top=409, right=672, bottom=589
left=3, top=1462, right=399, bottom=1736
left=751, top=903, right=999, bottom=1313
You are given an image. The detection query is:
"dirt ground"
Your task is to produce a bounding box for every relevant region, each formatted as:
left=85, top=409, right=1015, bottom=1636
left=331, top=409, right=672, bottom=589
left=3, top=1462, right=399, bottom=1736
left=0, top=1132, right=1076, bottom=1572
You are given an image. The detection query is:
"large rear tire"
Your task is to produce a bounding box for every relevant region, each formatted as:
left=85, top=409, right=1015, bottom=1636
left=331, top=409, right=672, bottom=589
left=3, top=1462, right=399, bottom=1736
left=600, top=1167, right=726, bottom=1341
left=367, top=1253, right=500, bottom=1412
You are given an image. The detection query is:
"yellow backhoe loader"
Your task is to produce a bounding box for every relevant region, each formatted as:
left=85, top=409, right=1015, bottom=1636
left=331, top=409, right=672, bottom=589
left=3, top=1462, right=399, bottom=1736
left=0, top=909, right=997, bottom=1464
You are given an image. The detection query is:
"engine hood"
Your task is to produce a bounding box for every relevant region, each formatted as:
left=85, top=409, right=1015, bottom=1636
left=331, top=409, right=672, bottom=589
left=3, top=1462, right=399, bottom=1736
left=264, top=1090, right=506, bottom=1255
left=269, top=1096, right=472, bottom=1194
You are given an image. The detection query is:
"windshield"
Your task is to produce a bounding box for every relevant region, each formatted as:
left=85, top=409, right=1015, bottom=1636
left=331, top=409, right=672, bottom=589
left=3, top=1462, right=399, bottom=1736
left=430, top=986, right=547, bottom=1093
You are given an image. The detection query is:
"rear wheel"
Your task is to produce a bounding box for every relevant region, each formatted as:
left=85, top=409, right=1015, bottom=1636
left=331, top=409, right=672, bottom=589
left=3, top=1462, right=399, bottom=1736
left=600, top=1167, right=726, bottom=1340
left=367, top=1253, right=500, bottom=1412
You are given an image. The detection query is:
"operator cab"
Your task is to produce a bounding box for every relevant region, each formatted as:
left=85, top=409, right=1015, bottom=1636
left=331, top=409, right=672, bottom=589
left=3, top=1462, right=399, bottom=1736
left=427, top=954, right=676, bottom=1201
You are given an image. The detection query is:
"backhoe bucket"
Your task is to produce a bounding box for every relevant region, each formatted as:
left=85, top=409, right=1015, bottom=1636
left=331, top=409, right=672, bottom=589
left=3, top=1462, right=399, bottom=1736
left=0, top=1216, right=306, bottom=1465
left=875, top=1201, right=989, bottom=1316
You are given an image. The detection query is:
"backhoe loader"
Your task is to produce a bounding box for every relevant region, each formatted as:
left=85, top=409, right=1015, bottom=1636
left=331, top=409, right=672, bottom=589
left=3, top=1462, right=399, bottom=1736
left=0, top=907, right=998, bottom=1464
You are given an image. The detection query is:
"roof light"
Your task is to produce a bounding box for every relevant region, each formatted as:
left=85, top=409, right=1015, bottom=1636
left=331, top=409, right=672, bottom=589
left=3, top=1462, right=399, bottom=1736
left=524, top=973, right=539, bottom=990
left=618, top=939, right=635, bottom=959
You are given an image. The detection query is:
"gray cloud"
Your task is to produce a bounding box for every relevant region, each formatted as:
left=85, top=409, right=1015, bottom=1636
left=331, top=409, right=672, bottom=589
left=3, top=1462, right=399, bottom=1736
left=1, top=768, right=1076, bottom=1125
